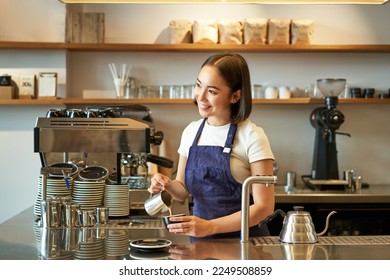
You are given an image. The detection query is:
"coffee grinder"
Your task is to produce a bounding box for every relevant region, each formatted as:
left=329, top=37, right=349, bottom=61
left=305, top=79, right=351, bottom=190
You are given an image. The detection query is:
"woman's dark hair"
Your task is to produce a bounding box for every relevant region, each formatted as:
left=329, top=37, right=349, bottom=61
left=201, top=52, right=252, bottom=123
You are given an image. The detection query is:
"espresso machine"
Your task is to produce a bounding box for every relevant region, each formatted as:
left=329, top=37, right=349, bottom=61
left=34, top=105, right=174, bottom=218
left=34, top=105, right=172, bottom=182
left=304, top=79, right=350, bottom=190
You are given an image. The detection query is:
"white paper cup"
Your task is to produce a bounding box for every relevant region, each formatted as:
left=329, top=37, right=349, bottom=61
left=114, top=78, right=126, bottom=98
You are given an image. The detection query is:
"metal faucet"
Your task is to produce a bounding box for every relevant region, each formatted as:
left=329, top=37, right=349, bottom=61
left=241, top=175, right=277, bottom=243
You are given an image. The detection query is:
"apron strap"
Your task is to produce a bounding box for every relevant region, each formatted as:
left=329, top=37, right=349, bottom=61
left=192, top=119, right=237, bottom=154
left=191, top=118, right=207, bottom=146
left=223, top=123, right=237, bottom=154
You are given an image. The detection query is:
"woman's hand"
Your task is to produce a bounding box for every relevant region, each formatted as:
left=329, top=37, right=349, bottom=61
left=166, top=215, right=214, bottom=237
left=148, top=172, right=189, bottom=202
left=148, top=173, right=172, bottom=194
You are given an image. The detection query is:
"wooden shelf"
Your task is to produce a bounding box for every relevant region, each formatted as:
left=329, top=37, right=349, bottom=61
left=1, top=98, right=389, bottom=106
left=0, top=98, right=64, bottom=105
left=0, top=41, right=67, bottom=50
left=2, top=41, right=390, bottom=53
left=2, top=41, right=390, bottom=107
left=64, top=97, right=323, bottom=105
left=63, top=98, right=194, bottom=105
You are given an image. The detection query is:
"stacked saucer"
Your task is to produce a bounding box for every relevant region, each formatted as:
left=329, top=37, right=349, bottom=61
left=72, top=180, right=105, bottom=210
left=74, top=239, right=105, bottom=260
left=34, top=176, right=73, bottom=216
left=104, top=229, right=129, bottom=257
left=104, top=184, right=129, bottom=217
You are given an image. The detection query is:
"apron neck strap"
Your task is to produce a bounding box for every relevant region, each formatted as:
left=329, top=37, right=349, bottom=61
left=192, top=119, right=237, bottom=154
left=223, top=122, right=237, bottom=154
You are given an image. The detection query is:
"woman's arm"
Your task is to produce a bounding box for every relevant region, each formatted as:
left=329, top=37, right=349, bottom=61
left=167, top=158, right=275, bottom=237
left=149, top=155, right=189, bottom=202
left=205, top=158, right=275, bottom=234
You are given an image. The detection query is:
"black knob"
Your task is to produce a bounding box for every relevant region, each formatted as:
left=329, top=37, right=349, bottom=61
left=325, top=110, right=344, bottom=129
left=151, top=131, right=164, bottom=145
left=293, top=206, right=304, bottom=212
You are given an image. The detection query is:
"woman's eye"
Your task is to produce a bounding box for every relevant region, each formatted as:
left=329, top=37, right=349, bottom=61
left=208, top=89, right=217, bottom=95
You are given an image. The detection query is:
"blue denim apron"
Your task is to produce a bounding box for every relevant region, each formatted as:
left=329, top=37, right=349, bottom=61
left=185, top=118, right=269, bottom=239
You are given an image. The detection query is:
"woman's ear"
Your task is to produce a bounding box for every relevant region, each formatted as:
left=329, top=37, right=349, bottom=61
left=231, top=90, right=241, bottom=104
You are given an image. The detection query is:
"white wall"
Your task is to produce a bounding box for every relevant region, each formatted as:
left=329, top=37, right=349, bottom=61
left=1, top=1, right=390, bottom=223
left=0, top=0, right=65, bottom=42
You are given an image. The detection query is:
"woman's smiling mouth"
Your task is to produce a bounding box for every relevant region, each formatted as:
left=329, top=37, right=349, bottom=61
left=198, top=103, right=211, bottom=110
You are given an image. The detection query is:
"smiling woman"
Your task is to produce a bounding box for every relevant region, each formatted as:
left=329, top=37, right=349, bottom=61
left=147, top=52, right=275, bottom=240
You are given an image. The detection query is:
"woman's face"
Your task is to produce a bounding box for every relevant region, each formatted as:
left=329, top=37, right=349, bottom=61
left=194, top=65, right=240, bottom=126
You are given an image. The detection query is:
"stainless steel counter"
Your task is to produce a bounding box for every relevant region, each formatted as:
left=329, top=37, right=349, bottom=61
left=275, top=185, right=390, bottom=204
left=1, top=207, right=390, bottom=260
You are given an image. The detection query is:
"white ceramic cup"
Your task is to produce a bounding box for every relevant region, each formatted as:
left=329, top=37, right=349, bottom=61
left=265, top=86, right=278, bottom=99
left=279, top=86, right=291, bottom=99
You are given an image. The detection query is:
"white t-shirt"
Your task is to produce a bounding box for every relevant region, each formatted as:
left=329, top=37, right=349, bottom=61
left=178, top=118, right=275, bottom=184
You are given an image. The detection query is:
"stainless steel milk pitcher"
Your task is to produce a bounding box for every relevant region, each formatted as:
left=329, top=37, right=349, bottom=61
left=96, top=207, right=109, bottom=225
left=64, top=202, right=82, bottom=227
left=81, top=209, right=96, bottom=227
left=41, top=199, right=62, bottom=228
left=40, top=228, right=63, bottom=259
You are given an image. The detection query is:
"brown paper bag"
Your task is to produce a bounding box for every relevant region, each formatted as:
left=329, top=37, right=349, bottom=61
left=268, top=19, right=291, bottom=45
left=218, top=20, right=243, bottom=45
left=193, top=20, right=219, bottom=44
left=291, top=20, right=314, bottom=45
left=169, top=20, right=193, bottom=44
left=243, top=18, right=268, bottom=45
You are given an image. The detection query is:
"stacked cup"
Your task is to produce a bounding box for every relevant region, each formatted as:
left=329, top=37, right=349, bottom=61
left=109, top=63, right=131, bottom=99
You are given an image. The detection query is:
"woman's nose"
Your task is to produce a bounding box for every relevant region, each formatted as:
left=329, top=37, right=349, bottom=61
left=195, top=88, right=207, bottom=101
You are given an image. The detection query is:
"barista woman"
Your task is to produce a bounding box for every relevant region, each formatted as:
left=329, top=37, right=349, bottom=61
left=148, top=52, right=275, bottom=239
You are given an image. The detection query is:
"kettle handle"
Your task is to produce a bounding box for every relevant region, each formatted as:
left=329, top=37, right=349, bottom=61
left=258, top=209, right=286, bottom=228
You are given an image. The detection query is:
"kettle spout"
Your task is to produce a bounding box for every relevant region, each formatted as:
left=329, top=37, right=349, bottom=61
left=317, top=210, right=337, bottom=236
